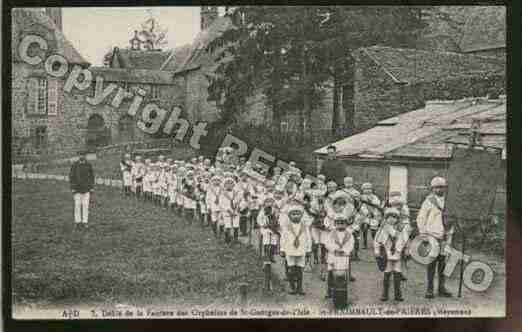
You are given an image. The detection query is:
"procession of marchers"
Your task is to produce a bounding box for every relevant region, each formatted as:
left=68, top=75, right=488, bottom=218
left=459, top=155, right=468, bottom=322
left=80, top=146, right=455, bottom=310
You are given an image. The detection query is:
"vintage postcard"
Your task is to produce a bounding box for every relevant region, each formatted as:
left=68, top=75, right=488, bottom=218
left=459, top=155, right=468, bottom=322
left=9, top=6, right=506, bottom=319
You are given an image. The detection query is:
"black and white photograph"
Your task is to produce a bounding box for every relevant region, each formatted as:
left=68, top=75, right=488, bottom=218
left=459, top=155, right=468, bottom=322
left=9, top=5, right=507, bottom=319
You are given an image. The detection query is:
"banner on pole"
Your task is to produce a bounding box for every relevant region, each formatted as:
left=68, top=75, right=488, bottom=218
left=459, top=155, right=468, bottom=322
left=445, top=147, right=502, bottom=223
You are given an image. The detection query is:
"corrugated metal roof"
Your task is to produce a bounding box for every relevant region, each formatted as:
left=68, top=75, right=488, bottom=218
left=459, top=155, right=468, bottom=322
left=386, top=144, right=453, bottom=159
left=314, top=97, right=506, bottom=160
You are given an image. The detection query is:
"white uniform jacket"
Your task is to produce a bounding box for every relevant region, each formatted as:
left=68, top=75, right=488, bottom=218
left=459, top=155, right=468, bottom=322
left=373, top=223, right=408, bottom=261
left=416, top=194, right=454, bottom=243
left=325, top=229, right=354, bottom=270
left=280, top=221, right=311, bottom=257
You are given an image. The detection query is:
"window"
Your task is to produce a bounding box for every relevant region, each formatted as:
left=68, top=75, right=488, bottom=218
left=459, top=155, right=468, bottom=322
left=47, top=79, right=58, bottom=115
left=27, top=77, right=48, bottom=115
left=150, top=84, right=161, bottom=99
left=34, top=126, right=47, bottom=150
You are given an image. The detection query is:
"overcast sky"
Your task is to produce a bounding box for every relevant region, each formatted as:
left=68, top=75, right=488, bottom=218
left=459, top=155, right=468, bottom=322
left=62, top=7, right=223, bottom=66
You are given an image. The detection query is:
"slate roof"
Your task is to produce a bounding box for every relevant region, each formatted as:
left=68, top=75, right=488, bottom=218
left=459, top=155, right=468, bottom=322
left=159, top=44, right=192, bottom=71
left=459, top=6, right=506, bottom=53
left=314, top=96, right=506, bottom=160
left=89, top=67, right=176, bottom=84
left=355, top=46, right=505, bottom=85
left=175, top=16, right=234, bottom=74
left=11, top=8, right=89, bottom=65
left=109, top=48, right=171, bottom=70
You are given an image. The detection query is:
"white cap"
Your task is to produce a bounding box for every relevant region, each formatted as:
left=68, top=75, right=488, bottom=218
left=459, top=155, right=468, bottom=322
left=327, top=181, right=338, bottom=188
left=287, top=202, right=304, bottom=215
left=430, top=176, right=447, bottom=187
left=384, top=207, right=400, bottom=218
left=361, top=182, right=373, bottom=190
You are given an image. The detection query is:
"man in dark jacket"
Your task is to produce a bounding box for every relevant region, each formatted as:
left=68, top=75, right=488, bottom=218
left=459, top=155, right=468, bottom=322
left=69, top=150, right=95, bottom=228
left=320, top=145, right=346, bottom=186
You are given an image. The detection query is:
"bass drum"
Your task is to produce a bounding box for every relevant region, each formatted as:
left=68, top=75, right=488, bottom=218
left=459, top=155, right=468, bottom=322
left=332, top=271, right=348, bottom=310
left=331, top=254, right=350, bottom=310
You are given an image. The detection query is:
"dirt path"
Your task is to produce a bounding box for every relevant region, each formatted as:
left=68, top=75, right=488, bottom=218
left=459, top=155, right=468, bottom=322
left=239, top=224, right=505, bottom=316
left=12, top=180, right=506, bottom=318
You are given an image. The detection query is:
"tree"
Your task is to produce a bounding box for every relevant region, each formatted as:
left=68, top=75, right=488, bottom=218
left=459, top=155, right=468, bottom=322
left=137, top=10, right=168, bottom=51
left=207, top=6, right=426, bottom=138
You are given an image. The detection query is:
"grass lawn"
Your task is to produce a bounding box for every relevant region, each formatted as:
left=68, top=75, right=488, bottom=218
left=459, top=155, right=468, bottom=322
left=12, top=179, right=267, bottom=309
left=38, top=145, right=198, bottom=179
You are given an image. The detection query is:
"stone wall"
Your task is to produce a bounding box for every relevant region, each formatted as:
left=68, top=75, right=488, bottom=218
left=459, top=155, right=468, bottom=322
left=182, top=69, right=220, bottom=124
left=11, top=62, right=86, bottom=156
left=352, top=52, right=506, bottom=134
left=12, top=60, right=191, bottom=156
left=352, top=54, right=399, bottom=133
left=236, top=79, right=335, bottom=131
left=80, top=76, right=186, bottom=144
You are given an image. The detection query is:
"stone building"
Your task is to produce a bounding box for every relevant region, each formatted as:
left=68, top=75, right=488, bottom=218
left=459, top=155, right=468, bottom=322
left=314, top=95, right=506, bottom=213
left=11, top=6, right=506, bottom=157
left=418, top=5, right=506, bottom=59
left=11, top=8, right=90, bottom=156
left=350, top=45, right=505, bottom=134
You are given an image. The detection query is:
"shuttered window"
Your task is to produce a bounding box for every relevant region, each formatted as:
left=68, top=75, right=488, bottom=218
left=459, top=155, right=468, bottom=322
left=47, top=79, right=58, bottom=115
left=26, top=77, right=47, bottom=115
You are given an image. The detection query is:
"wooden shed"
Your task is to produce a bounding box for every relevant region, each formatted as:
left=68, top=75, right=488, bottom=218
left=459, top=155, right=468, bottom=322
left=314, top=96, right=506, bottom=216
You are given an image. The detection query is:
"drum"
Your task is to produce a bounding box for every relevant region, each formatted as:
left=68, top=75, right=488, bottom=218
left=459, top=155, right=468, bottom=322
left=331, top=253, right=350, bottom=310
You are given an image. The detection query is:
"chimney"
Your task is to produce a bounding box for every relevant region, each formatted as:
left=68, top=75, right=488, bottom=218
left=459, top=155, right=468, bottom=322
left=45, top=8, right=62, bottom=31
left=200, top=6, right=218, bottom=31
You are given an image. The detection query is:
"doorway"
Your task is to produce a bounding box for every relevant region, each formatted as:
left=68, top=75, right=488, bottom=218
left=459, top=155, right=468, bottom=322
left=389, top=165, right=408, bottom=202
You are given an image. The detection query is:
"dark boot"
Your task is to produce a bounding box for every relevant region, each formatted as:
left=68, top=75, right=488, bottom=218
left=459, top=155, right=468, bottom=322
left=240, top=216, right=247, bottom=236
left=284, top=260, right=289, bottom=281
left=233, top=228, right=239, bottom=243
left=362, top=228, right=368, bottom=249
left=297, top=267, right=306, bottom=295
left=225, top=229, right=232, bottom=244
left=219, top=225, right=224, bottom=239
left=354, top=237, right=360, bottom=259
left=263, top=245, right=271, bottom=262
left=312, top=244, right=319, bottom=264
left=324, top=271, right=333, bottom=299
left=320, top=245, right=327, bottom=265
left=381, top=272, right=391, bottom=301
left=425, top=260, right=436, bottom=299
left=287, top=266, right=297, bottom=295
left=270, top=245, right=277, bottom=263
left=393, top=272, right=404, bottom=301
left=438, top=256, right=452, bottom=297
left=352, top=249, right=360, bottom=262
